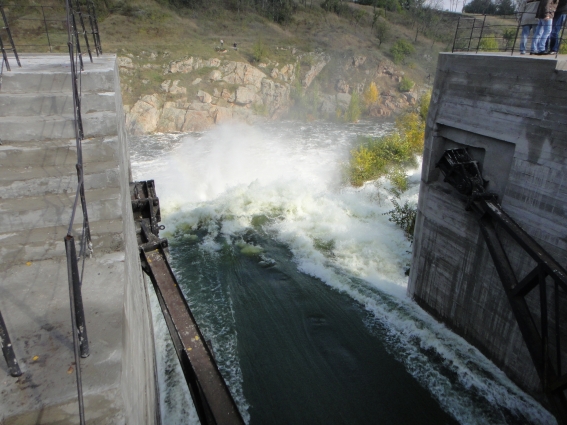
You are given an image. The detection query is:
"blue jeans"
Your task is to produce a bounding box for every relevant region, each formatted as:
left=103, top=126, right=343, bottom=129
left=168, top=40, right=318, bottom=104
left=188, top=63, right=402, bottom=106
left=550, top=13, right=567, bottom=52
left=520, top=24, right=535, bottom=53
left=532, top=18, right=553, bottom=53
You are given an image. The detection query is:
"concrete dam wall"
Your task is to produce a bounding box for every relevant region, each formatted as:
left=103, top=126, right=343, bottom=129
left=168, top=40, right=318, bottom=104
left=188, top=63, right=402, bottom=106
left=409, top=53, right=567, bottom=398
left=0, top=55, right=158, bottom=424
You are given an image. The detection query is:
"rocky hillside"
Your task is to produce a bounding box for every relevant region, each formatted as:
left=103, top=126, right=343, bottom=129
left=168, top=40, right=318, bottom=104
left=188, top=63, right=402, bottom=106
left=121, top=48, right=422, bottom=134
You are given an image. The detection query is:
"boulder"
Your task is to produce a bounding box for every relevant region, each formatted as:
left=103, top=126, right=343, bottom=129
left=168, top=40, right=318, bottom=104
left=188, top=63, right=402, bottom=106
left=161, top=80, right=171, bottom=92
left=205, top=58, right=221, bottom=67
left=319, top=95, right=336, bottom=114
left=197, top=90, right=212, bottom=104
left=191, top=78, right=202, bottom=85
left=117, top=57, right=134, bottom=69
left=182, top=110, right=214, bottom=132
left=336, top=93, right=351, bottom=111
left=169, top=80, right=186, bottom=95
left=221, top=89, right=232, bottom=100
left=156, top=107, right=186, bottom=133
left=220, top=61, right=266, bottom=90
left=126, top=94, right=163, bottom=135
left=336, top=79, right=349, bottom=94
left=208, top=70, right=222, bottom=81
left=235, top=86, right=256, bottom=105
left=167, top=57, right=194, bottom=74
left=352, top=56, right=366, bottom=67
left=403, top=92, right=418, bottom=105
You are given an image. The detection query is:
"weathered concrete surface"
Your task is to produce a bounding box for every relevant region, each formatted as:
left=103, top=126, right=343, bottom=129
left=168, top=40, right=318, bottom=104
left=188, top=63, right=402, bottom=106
left=0, top=54, right=158, bottom=424
left=409, top=53, right=567, bottom=401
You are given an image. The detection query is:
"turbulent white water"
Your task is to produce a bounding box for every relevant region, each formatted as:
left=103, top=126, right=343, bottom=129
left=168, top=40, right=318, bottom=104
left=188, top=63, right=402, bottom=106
left=131, top=120, right=556, bottom=425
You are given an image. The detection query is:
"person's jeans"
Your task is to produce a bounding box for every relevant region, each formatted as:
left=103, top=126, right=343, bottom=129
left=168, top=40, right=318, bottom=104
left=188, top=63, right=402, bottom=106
left=532, top=18, right=553, bottom=53
left=520, top=24, right=535, bottom=53
left=550, top=13, right=567, bottom=52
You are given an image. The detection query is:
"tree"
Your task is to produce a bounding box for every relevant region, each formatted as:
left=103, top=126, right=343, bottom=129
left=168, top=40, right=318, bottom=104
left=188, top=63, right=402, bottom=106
left=375, top=20, right=390, bottom=46
left=363, top=82, right=379, bottom=107
left=463, top=0, right=497, bottom=14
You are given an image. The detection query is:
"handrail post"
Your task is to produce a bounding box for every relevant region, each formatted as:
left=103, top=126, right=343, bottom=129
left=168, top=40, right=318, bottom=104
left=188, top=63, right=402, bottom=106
left=0, top=5, right=20, bottom=67
left=41, top=6, right=52, bottom=53
left=74, top=0, right=93, bottom=63
left=64, top=235, right=87, bottom=425
left=476, top=15, right=487, bottom=53
left=452, top=15, right=461, bottom=52
left=86, top=0, right=102, bottom=55
left=0, top=30, right=10, bottom=72
left=0, top=308, right=22, bottom=377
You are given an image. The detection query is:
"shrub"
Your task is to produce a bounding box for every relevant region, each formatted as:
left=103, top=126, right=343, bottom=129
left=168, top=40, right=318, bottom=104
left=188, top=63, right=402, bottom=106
left=386, top=197, right=417, bottom=242
left=345, top=92, right=361, bottom=123
left=252, top=39, right=269, bottom=62
left=478, top=34, right=499, bottom=52
left=419, top=90, right=431, bottom=121
left=348, top=92, right=430, bottom=187
left=398, top=76, right=414, bottom=92
left=390, top=39, right=415, bottom=64
left=375, top=20, right=390, bottom=47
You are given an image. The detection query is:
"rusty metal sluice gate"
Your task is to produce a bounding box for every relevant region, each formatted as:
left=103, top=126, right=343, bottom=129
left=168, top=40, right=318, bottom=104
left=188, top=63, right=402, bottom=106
left=131, top=180, right=245, bottom=425
left=437, top=149, right=567, bottom=424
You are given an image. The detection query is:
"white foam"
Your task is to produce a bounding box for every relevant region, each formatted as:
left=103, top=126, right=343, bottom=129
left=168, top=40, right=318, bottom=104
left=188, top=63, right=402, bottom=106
left=132, top=122, right=555, bottom=425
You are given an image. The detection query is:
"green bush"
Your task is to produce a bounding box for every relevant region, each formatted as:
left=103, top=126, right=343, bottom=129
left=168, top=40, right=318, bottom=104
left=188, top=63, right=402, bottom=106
left=386, top=197, right=417, bottom=242
left=345, top=92, right=361, bottom=123
left=252, top=39, right=269, bottom=62
left=478, top=34, right=499, bottom=52
left=398, top=76, right=414, bottom=92
left=390, top=39, right=415, bottom=64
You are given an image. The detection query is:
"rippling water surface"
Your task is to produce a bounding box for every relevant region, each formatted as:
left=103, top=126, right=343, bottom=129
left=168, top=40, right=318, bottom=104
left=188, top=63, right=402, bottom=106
left=130, top=120, right=555, bottom=425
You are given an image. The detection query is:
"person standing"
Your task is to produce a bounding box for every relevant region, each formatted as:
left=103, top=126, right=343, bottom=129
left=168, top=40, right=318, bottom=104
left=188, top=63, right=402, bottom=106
left=531, top=0, right=559, bottom=54
left=518, top=0, right=540, bottom=54
left=549, top=0, right=567, bottom=53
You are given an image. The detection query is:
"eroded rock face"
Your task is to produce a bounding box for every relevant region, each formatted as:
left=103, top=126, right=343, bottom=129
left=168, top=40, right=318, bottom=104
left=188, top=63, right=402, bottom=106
left=126, top=94, right=163, bottom=135
left=235, top=86, right=256, bottom=105
left=182, top=110, right=214, bottom=132
left=156, top=106, right=186, bottom=133
left=197, top=90, right=213, bottom=104
left=261, top=79, right=290, bottom=117
left=220, top=62, right=267, bottom=89
left=302, top=54, right=330, bottom=88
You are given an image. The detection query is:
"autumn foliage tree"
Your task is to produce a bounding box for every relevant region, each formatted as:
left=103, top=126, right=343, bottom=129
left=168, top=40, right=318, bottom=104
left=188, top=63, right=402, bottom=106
left=363, top=82, right=381, bottom=117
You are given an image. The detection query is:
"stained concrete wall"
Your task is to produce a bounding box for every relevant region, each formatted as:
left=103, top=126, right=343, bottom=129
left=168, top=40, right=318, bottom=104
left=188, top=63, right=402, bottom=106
left=409, top=53, right=567, bottom=397
left=113, top=58, right=161, bottom=425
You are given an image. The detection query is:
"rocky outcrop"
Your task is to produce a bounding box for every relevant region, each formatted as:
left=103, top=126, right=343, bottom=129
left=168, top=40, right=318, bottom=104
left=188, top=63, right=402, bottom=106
left=302, top=54, right=330, bottom=88
left=220, top=61, right=267, bottom=89
left=126, top=94, right=163, bottom=135
left=123, top=51, right=418, bottom=134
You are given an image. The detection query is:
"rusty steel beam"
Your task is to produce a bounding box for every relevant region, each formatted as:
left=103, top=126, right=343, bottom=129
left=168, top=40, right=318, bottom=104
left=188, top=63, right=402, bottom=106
left=131, top=180, right=244, bottom=425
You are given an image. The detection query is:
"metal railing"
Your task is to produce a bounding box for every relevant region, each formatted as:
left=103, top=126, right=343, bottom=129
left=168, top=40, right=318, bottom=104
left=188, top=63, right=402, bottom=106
left=62, top=1, right=100, bottom=423
left=0, top=1, right=101, bottom=68
left=452, top=13, right=567, bottom=57
left=0, top=2, right=102, bottom=424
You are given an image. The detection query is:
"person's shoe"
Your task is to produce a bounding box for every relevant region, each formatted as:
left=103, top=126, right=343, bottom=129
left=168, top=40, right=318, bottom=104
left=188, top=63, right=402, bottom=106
left=520, top=51, right=526, bottom=55
left=530, top=51, right=537, bottom=55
